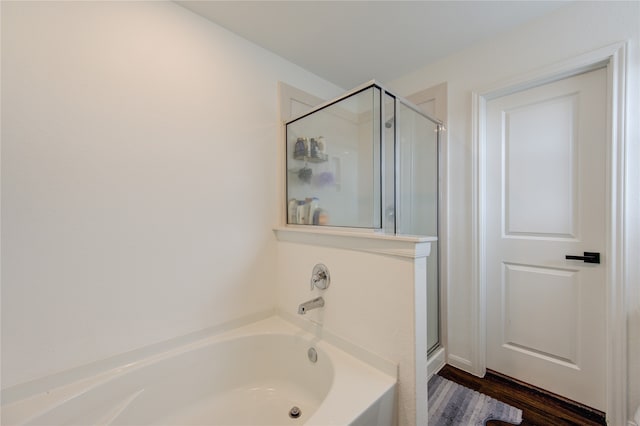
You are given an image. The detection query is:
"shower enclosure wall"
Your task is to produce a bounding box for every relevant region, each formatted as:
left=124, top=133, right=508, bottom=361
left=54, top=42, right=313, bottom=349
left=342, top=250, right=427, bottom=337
left=285, top=82, right=442, bottom=354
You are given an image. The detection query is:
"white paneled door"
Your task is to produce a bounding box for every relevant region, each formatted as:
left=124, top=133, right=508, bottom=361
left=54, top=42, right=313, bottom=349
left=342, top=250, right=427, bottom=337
left=485, top=67, right=607, bottom=410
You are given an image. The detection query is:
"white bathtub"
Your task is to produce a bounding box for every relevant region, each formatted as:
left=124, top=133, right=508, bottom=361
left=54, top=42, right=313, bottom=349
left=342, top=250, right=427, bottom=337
left=1, top=316, right=396, bottom=425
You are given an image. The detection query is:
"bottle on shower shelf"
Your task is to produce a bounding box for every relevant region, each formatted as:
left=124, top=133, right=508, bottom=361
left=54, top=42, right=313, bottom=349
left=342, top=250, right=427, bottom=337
left=310, top=138, right=319, bottom=158
left=294, top=137, right=307, bottom=159
left=296, top=200, right=307, bottom=224
left=303, top=198, right=313, bottom=224
left=314, top=209, right=329, bottom=226
left=317, top=136, right=326, bottom=155
left=304, top=138, right=311, bottom=157
left=288, top=199, right=298, bottom=224
left=307, top=197, right=319, bottom=224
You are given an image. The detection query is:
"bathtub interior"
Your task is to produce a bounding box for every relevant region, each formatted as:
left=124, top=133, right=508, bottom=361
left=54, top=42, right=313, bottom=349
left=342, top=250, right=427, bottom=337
left=16, top=334, right=334, bottom=426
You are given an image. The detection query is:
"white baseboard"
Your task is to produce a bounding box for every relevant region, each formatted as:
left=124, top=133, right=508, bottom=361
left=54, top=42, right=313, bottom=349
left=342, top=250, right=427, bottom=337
left=447, top=354, right=473, bottom=372
left=427, top=347, right=446, bottom=380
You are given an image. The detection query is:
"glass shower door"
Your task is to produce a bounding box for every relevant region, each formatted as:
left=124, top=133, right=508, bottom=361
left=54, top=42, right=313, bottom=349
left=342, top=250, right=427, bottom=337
left=286, top=87, right=382, bottom=229
left=397, top=102, right=440, bottom=354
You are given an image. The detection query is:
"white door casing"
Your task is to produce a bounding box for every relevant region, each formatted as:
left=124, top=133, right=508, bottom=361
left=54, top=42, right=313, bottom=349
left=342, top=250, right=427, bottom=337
left=485, top=67, right=606, bottom=410
left=472, top=43, right=628, bottom=424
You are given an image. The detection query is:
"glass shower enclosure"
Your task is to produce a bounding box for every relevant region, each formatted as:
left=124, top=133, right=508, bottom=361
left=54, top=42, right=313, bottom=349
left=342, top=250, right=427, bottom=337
left=285, top=81, right=442, bottom=354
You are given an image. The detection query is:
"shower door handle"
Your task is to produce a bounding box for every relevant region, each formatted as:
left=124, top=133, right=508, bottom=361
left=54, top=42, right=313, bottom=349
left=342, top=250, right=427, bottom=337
left=565, top=252, right=600, bottom=264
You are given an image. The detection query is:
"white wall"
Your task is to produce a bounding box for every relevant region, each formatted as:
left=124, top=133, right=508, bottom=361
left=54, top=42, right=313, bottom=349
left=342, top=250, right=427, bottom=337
left=276, top=238, right=428, bottom=426
left=387, top=1, right=639, bottom=421
left=0, top=1, right=342, bottom=389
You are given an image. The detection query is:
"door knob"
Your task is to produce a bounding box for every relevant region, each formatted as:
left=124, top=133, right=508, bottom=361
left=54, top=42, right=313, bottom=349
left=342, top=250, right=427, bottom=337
left=565, top=252, right=600, bottom=264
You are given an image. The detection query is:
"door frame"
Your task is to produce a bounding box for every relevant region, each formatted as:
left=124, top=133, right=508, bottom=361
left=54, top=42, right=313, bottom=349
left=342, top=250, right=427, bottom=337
left=471, top=42, right=629, bottom=424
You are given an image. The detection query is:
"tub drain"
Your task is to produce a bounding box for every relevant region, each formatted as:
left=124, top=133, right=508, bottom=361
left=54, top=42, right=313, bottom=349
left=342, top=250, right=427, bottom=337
left=289, top=406, right=301, bottom=419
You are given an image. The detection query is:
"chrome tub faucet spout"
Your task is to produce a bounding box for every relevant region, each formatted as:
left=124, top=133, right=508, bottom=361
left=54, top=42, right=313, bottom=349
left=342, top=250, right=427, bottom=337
left=297, top=297, right=324, bottom=315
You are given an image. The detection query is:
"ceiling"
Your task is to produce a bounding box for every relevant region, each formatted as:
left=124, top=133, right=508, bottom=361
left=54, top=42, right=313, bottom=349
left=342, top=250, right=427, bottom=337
left=178, top=1, right=569, bottom=89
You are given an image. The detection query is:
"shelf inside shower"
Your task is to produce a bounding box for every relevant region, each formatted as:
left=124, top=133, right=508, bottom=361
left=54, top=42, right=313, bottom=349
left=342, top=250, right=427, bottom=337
left=292, top=153, right=328, bottom=162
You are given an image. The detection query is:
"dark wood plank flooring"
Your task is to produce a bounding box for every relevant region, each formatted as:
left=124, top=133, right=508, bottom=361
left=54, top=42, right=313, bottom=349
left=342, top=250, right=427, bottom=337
left=437, top=365, right=606, bottom=425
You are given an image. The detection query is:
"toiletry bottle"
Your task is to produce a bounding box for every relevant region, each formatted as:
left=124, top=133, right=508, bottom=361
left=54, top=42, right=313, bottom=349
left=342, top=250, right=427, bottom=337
left=318, top=209, right=329, bottom=225
left=317, top=136, right=326, bottom=158
left=308, top=197, right=319, bottom=224
left=294, top=137, right=307, bottom=159
left=296, top=200, right=306, bottom=224
left=303, top=138, right=310, bottom=157
left=288, top=199, right=298, bottom=224
left=303, top=198, right=313, bottom=224
left=310, top=138, right=318, bottom=158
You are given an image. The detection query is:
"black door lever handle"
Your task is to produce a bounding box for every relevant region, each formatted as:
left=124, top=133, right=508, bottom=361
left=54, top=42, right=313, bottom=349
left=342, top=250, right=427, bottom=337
left=565, top=252, right=600, bottom=264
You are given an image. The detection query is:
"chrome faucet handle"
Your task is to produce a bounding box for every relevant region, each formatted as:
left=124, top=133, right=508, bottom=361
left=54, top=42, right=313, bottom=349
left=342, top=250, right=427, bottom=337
left=310, top=263, right=330, bottom=290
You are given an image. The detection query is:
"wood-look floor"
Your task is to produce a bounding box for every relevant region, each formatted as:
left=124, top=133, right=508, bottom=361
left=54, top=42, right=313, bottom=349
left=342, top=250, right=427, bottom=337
left=436, top=365, right=606, bottom=426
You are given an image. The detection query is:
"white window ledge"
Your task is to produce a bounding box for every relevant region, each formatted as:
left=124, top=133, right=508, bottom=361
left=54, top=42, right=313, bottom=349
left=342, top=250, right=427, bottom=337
left=273, top=226, right=436, bottom=259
